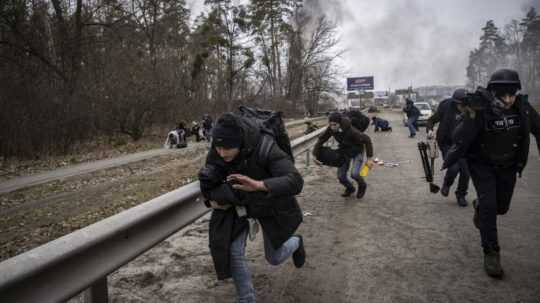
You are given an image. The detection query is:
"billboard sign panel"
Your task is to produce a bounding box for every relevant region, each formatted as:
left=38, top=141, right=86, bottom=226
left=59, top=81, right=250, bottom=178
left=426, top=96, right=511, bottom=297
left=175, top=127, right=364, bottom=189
left=347, top=76, right=374, bottom=90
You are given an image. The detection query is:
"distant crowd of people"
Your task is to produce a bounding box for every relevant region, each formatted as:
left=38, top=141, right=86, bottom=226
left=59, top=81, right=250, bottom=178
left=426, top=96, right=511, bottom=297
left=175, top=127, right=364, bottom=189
left=164, top=114, right=214, bottom=148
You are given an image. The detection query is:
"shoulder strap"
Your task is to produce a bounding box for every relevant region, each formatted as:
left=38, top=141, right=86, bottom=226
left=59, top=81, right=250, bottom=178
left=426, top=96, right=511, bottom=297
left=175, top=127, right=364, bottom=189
left=257, top=135, right=274, bottom=167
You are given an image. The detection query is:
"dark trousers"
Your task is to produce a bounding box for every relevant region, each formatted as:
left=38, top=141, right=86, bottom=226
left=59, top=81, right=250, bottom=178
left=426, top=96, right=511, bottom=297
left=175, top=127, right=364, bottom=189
left=468, top=161, right=517, bottom=251
left=440, top=144, right=470, bottom=197
left=337, top=154, right=366, bottom=191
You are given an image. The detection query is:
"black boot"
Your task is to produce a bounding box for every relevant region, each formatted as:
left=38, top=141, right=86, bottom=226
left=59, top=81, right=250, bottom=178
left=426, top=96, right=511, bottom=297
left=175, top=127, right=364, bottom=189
left=293, top=235, right=306, bottom=268
left=456, top=195, right=468, bottom=207
left=473, top=199, right=480, bottom=229
left=484, top=249, right=504, bottom=278
left=341, top=187, right=355, bottom=197
left=356, top=183, right=367, bottom=199
left=440, top=184, right=450, bottom=197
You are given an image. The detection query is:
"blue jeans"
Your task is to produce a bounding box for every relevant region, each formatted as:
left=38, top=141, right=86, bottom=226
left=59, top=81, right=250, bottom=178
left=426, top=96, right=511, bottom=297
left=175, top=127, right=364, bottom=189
left=407, top=116, right=418, bottom=136
left=440, top=144, right=470, bottom=197
left=337, top=154, right=366, bottom=191
left=230, top=228, right=300, bottom=303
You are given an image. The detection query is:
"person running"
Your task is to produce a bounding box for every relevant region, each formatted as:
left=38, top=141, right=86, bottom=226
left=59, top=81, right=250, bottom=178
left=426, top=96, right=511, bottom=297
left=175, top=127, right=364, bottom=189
left=403, top=99, right=420, bottom=138
left=199, top=113, right=306, bottom=302
left=426, top=89, right=470, bottom=206
left=313, top=112, right=374, bottom=199
left=444, top=69, right=540, bottom=278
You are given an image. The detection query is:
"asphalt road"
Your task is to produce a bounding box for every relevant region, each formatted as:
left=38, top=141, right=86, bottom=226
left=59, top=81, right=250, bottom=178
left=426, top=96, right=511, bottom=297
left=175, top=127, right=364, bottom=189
left=107, top=110, right=540, bottom=303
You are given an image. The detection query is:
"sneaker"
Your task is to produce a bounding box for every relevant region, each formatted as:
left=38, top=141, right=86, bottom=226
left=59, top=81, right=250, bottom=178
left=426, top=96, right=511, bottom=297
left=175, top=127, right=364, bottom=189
left=341, top=187, right=355, bottom=197
left=409, top=134, right=416, bottom=138
left=293, top=235, right=306, bottom=268
left=456, top=196, right=468, bottom=207
left=484, top=249, right=504, bottom=278
left=440, top=184, right=450, bottom=197
left=356, top=183, right=367, bottom=199
left=473, top=199, right=480, bottom=229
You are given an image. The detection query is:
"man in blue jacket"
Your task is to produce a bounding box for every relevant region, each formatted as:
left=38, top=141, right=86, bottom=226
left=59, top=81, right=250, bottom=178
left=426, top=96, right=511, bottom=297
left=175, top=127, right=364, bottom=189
left=371, top=116, right=392, bottom=132
left=403, top=99, right=420, bottom=138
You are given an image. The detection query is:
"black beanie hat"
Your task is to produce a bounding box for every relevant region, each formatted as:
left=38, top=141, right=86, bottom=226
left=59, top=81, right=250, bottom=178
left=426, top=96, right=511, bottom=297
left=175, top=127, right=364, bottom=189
left=328, top=112, right=342, bottom=123
left=212, top=113, right=243, bottom=148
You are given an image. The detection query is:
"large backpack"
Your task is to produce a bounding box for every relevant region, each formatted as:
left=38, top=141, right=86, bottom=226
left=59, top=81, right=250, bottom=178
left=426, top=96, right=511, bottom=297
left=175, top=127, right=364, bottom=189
left=238, top=106, right=294, bottom=162
left=346, top=110, right=370, bottom=132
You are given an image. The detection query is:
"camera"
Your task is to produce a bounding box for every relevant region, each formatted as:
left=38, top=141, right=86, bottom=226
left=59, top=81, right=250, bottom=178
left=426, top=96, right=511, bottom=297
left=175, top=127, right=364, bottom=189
left=461, top=92, right=488, bottom=110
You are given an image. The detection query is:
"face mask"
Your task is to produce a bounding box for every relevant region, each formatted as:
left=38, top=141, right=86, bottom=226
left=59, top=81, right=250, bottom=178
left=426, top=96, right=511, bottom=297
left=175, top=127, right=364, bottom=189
left=490, top=86, right=518, bottom=112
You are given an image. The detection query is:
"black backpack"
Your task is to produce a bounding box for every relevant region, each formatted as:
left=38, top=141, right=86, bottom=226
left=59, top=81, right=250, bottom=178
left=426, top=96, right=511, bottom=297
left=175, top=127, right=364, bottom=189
left=346, top=110, right=370, bottom=132
left=316, top=146, right=346, bottom=167
left=238, top=106, right=294, bottom=162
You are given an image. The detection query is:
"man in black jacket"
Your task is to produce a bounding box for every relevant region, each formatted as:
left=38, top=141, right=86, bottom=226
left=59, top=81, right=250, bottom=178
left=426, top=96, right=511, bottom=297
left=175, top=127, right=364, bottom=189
left=444, top=69, right=540, bottom=278
left=426, top=89, right=470, bottom=207
left=199, top=113, right=305, bottom=302
left=313, top=112, right=374, bottom=199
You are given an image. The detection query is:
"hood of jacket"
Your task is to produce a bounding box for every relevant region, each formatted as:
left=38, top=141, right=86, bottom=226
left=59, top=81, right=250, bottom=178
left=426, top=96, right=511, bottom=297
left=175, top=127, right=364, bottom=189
left=339, top=116, right=353, bottom=131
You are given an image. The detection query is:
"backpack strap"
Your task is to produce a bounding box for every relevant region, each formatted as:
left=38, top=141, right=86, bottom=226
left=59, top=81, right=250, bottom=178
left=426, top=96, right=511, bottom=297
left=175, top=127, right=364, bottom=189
left=257, top=135, right=274, bottom=168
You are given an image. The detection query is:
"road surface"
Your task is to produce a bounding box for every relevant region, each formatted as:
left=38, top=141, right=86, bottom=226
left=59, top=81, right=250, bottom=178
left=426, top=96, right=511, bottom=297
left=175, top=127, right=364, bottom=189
left=102, top=110, right=540, bottom=303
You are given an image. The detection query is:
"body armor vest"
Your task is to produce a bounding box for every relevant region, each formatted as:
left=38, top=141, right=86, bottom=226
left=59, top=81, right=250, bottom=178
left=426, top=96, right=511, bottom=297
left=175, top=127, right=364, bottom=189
left=480, top=107, right=522, bottom=165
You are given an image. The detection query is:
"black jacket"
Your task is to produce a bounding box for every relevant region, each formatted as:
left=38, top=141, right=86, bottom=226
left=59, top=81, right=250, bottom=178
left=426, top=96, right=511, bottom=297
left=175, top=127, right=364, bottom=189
left=403, top=101, right=420, bottom=118
left=444, top=88, right=540, bottom=175
left=199, top=114, right=304, bottom=280
left=426, top=98, right=460, bottom=147
left=313, top=117, right=374, bottom=158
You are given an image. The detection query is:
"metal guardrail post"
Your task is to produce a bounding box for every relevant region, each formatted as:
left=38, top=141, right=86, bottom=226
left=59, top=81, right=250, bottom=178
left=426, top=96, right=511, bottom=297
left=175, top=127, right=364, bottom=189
left=83, top=277, right=108, bottom=303
left=305, top=148, right=311, bottom=167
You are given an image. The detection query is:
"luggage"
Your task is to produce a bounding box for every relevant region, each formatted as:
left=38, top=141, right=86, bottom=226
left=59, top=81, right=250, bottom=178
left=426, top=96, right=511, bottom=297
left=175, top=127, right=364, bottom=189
left=316, top=146, right=346, bottom=167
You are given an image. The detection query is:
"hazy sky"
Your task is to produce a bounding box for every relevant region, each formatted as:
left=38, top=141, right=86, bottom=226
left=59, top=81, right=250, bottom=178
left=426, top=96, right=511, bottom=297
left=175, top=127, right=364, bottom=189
left=187, top=0, right=539, bottom=91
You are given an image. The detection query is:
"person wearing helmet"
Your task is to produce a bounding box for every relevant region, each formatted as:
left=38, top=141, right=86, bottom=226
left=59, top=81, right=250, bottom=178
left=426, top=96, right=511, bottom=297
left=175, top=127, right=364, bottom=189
left=426, top=89, right=470, bottom=207
left=444, top=69, right=540, bottom=278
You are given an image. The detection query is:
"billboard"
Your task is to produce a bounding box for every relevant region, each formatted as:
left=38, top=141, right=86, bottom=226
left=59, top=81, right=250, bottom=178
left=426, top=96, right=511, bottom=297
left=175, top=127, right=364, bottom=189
left=347, top=76, right=374, bottom=90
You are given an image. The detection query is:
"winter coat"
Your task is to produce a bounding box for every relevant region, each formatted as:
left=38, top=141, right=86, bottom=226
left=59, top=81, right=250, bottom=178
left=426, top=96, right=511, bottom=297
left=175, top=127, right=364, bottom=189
left=202, top=117, right=213, bottom=130
left=444, top=88, right=540, bottom=175
left=372, top=117, right=390, bottom=130
left=199, top=114, right=304, bottom=280
left=426, top=98, right=461, bottom=147
left=403, top=100, right=420, bottom=119
left=313, top=117, right=374, bottom=158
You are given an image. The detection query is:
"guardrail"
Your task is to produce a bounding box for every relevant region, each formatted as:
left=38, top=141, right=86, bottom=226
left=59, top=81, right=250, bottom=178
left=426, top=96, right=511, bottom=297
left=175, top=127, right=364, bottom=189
left=0, top=126, right=327, bottom=303
left=284, top=116, right=326, bottom=128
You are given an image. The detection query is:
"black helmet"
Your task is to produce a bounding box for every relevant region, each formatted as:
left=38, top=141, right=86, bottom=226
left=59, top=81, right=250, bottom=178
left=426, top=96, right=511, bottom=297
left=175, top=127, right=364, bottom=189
left=452, top=88, right=468, bottom=103
left=487, top=69, right=521, bottom=90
